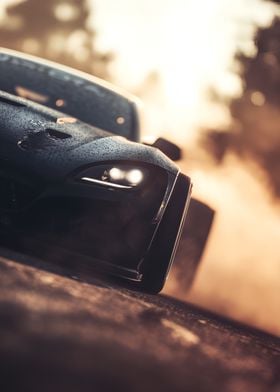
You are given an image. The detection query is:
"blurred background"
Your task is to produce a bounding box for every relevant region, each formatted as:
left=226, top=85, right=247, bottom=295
left=0, top=0, right=280, bottom=335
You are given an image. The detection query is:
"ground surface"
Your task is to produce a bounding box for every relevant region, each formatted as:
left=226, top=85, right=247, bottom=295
left=0, top=247, right=280, bottom=392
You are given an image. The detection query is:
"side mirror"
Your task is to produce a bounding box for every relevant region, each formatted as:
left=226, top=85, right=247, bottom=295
left=145, top=137, right=182, bottom=161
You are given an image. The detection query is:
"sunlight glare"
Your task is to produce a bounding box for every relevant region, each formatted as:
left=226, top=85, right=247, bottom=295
left=90, top=0, right=277, bottom=142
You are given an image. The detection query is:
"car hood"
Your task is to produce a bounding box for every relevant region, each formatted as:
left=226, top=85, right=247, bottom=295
left=0, top=91, right=177, bottom=182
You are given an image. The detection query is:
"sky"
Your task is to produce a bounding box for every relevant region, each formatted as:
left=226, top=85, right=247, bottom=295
left=89, top=0, right=277, bottom=142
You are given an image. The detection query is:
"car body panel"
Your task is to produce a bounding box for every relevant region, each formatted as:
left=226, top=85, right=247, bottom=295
left=0, top=91, right=192, bottom=293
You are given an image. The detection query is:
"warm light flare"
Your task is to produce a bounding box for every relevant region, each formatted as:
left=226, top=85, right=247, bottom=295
left=91, top=0, right=277, bottom=142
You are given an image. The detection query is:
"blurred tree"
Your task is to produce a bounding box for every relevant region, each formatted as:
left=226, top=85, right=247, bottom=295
left=0, top=0, right=112, bottom=79
left=203, top=15, right=280, bottom=197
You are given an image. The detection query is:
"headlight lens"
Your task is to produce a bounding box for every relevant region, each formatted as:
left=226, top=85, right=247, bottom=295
left=77, top=163, right=147, bottom=189
left=103, top=167, right=144, bottom=186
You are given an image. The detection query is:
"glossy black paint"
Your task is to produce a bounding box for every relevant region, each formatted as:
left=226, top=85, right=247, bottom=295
left=0, top=91, right=192, bottom=293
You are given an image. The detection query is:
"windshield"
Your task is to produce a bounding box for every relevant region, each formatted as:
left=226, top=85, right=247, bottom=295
left=0, top=50, right=140, bottom=141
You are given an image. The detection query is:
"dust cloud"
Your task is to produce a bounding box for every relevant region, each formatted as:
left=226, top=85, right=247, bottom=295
left=165, top=153, right=280, bottom=336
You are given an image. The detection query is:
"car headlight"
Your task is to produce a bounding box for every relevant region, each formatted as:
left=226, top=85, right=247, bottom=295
left=77, top=163, right=147, bottom=189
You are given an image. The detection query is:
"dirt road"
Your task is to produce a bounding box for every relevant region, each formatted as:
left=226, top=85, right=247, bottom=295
left=0, top=247, right=279, bottom=392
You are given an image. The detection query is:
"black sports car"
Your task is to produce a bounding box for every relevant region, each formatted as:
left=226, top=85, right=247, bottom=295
left=0, top=90, right=192, bottom=293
